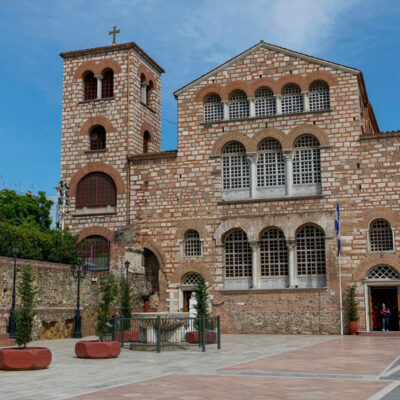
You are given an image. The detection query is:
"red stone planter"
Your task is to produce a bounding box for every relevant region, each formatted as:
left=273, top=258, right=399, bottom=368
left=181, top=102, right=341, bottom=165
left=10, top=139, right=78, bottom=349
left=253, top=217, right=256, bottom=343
left=0, top=347, right=52, bottom=370
left=75, top=340, right=121, bottom=359
left=185, top=331, right=217, bottom=344
left=348, top=321, right=358, bottom=336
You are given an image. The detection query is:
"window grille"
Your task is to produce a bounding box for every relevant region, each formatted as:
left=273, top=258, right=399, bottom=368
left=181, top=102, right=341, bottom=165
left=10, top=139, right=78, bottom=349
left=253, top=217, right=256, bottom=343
left=293, top=135, right=321, bottom=184
left=80, top=235, right=110, bottom=271
left=257, top=139, right=285, bottom=187
left=224, top=230, right=252, bottom=277
left=369, top=219, right=394, bottom=252
left=281, top=84, right=303, bottom=114
left=89, top=125, right=106, bottom=150
left=143, top=131, right=151, bottom=153
left=260, top=228, right=288, bottom=276
left=255, top=88, right=276, bottom=117
left=229, top=90, right=249, bottom=120
left=76, top=172, right=116, bottom=208
left=102, top=69, right=114, bottom=98
left=204, top=94, right=223, bottom=122
left=183, top=230, right=202, bottom=257
left=296, top=225, right=325, bottom=275
left=84, top=72, right=97, bottom=100
left=222, top=142, right=250, bottom=190
left=309, top=81, right=330, bottom=111
left=182, top=273, right=202, bottom=286
left=366, top=265, right=400, bottom=280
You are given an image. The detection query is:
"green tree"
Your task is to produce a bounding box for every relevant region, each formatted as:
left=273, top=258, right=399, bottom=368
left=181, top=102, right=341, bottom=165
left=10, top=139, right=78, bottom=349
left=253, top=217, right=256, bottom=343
left=345, top=284, right=359, bottom=322
left=119, top=277, right=132, bottom=331
left=194, top=276, right=210, bottom=319
left=0, top=190, right=53, bottom=232
left=15, top=265, right=38, bottom=349
left=96, top=274, right=118, bottom=340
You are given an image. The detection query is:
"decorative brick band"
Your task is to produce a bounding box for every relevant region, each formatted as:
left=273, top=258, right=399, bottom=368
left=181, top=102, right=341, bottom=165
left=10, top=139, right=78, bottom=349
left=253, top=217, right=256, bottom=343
left=73, top=58, right=122, bottom=79
left=79, top=116, right=116, bottom=137
left=78, top=226, right=114, bottom=242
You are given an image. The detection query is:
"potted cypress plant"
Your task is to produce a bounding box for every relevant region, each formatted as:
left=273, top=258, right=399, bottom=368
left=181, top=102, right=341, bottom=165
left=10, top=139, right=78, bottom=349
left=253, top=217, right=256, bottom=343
left=118, top=276, right=138, bottom=342
left=185, top=276, right=216, bottom=344
left=346, top=284, right=359, bottom=335
left=75, top=273, right=121, bottom=359
left=0, top=265, right=52, bottom=370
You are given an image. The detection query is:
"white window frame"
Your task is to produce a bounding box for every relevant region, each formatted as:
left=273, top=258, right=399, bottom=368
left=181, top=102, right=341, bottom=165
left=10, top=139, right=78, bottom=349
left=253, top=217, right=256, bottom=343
left=222, top=143, right=250, bottom=190
left=228, top=90, right=250, bottom=120
left=309, top=81, right=330, bottom=112
left=281, top=85, right=304, bottom=114
left=204, top=94, right=224, bottom=123
left=257, top=139, right=285, bottom=188
left=293, top=136, right=321, bottom=185
left=367, top=221, right=395, bottom=253
left=180, top=230, right=203, bottom=258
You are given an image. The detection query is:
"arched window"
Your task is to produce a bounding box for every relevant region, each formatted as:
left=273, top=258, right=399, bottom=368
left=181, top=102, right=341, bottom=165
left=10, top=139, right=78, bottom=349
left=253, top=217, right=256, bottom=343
left=369, top=219, right=394, bottom=252
left=257, top=139, right=285, bottom=187
left=255, top=87, right=276, bottom=117
left=296, top=225, right=325, bottom=275
left=80, top=235, right=110, bottom=271
left=260, top=228, right=288, bottom=277
left=182, top=272, right=202, bottom=286
left=293, top=135, right=321, bottom=185
left=229, top=90, right=249, bottom=120
left=204, top=93, right=223, bottom=123
left=143, top=131, right=151, bottom=153
left=281, top=84, right=303, bottom=114
left=222, top=142, right=249, bottom=190
left=84, top=71, right=97, bottom=100
left=146, top=80, right=154, bottom=107
left=224, top=230, right=252, bottom=277
left=366, top=265, right=400, bottom=280
left=101, top=69, right=114, bottom=98
left=309, top=81, right=330, bottom=111
left=183, top=230, right=202, bottom=257
left=76, top=172, right=116, bottom=208
left=89, top=125, right=106, bottom=151
left=140, top=74, right=147, bottom=104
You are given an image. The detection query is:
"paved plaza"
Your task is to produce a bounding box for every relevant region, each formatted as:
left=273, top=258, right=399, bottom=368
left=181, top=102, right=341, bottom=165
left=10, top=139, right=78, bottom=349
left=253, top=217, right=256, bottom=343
left=0, top=335, right=399, bottom=400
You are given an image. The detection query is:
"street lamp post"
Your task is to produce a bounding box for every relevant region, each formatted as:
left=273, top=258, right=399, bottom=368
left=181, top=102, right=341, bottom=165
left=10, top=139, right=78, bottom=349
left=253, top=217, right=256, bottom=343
left=124, top=260, right=130, bottom=279
left=71, top=257, right=87, bottom=339
left=8, top=244, right=19, bottom=339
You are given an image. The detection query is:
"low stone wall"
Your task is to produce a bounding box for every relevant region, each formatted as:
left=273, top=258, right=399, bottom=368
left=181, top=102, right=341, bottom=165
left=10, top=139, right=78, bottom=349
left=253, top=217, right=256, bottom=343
left=214, top=288, right=340, bottom=335
left=0, top=257, right=104, bottom=339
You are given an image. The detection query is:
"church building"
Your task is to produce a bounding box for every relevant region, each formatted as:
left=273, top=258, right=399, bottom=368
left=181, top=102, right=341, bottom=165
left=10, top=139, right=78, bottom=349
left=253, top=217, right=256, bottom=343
left=59, top=39, right=400, bottom=334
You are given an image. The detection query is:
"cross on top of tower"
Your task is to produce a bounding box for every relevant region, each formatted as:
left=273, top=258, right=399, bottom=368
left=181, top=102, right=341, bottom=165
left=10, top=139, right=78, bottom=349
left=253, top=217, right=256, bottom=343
left=109, top=26, right=120, bottom=45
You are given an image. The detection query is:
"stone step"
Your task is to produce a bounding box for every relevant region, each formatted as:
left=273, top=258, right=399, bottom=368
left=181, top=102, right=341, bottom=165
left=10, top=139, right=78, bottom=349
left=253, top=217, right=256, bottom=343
left=0, top=339, right=15, bottom=347
left=358, top=331, right=400, bottom=337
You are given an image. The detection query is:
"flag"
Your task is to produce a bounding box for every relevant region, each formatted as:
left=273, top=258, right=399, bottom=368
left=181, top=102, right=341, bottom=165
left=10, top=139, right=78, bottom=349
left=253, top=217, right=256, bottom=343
left=335, top=203, right=341, bottom=256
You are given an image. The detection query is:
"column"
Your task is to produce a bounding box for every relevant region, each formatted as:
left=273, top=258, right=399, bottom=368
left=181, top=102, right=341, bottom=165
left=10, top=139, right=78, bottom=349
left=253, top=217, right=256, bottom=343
left=283, top=150, right=294, bottom=196
left=276, top=94, right=282, bottom=115
left=223, top=101, right=230, bottom=121
left=96, top=76, right=103, bottom=100
left=250, top=241, right=260, bottom=289
left=287, top=239, right=296, bottom=288
left=247, top=153, right=258, bottom=199
left=249, top=98, right=255, bottom=118
left=140, top=83, right=148, bottom=104
left=303, top=92, right=310, bottom=112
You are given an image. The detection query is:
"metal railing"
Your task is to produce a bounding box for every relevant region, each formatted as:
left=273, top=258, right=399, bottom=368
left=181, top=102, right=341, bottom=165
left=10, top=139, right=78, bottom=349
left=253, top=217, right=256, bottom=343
left=108, top=315, right=221, bottom=353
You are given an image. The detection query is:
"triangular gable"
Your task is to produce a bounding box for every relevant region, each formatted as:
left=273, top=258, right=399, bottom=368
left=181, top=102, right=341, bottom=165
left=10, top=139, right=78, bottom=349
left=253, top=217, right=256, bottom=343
left=174, top=40, right=360, bottom=98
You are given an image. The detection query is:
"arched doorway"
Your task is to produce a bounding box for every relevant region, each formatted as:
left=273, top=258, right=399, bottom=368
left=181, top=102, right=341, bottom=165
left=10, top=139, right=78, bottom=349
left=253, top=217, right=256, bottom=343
left=143, top=249, right=160, bottom=306
left=179, top=273, right=202, bottom=312
left=365, top=265, right=400, bottom=331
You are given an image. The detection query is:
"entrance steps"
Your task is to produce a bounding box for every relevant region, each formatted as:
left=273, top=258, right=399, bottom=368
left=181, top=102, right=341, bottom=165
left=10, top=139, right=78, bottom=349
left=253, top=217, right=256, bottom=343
left=358, top=331, right=400, bottom=337
left=0, top=333, right=15, bottom=347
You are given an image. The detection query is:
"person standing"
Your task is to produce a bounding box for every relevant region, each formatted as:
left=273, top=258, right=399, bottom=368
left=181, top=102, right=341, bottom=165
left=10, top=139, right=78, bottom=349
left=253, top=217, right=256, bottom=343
left=380, top=303, right=391, bottom=331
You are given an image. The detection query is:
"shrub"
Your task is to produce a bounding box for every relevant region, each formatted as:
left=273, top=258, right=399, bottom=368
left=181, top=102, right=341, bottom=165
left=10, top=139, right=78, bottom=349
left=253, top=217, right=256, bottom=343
left=96, top=274, right=118, bottom=340
left=119, top=276, right=132, bottom=331
left=15, top=265, right=38, bottom=349
left=345, top=284, right=359, bottom=322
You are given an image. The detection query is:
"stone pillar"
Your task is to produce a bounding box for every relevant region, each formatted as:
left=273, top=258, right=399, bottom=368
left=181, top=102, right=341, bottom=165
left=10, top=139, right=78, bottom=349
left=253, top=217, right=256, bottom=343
left=223, top=101, right=230, bottom=121
left=249, top=241, right=260, bottom=289
left=96, top=76, right=103, bottom=100
left=249, top=98, right=256, bottom=118
left=287, top=239, right=296, bottom=288
left=276, top=94, right=282, bottom=115
left=247, top=153, right=258, bottom=199
left=141, top=83, right=148, bottom=104
left=303, top=92, right=310, bottom=112
left=283, top=150, right=294, bottom=196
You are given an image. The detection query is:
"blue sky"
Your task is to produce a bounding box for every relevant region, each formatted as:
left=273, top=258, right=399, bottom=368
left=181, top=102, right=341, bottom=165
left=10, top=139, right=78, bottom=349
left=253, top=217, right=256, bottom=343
left=0, top=0, right=400, bottom=196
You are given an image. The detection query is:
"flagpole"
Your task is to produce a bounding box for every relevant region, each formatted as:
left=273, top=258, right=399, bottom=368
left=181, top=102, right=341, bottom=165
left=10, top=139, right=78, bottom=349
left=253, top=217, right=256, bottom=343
left=338, top=251, right=344, bottom=336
